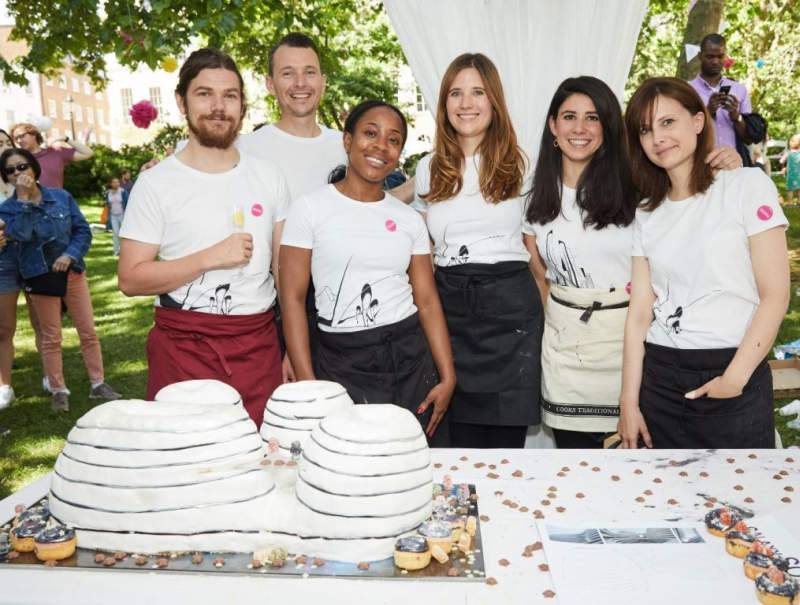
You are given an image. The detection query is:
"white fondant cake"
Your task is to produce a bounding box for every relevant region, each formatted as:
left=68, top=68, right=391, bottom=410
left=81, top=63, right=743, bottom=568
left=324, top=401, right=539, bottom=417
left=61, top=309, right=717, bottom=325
left=260, top=380, right=353, bottom=454
left=156, top=379, right=243, bottom=407
left=48, top=381, right=432, bottom=562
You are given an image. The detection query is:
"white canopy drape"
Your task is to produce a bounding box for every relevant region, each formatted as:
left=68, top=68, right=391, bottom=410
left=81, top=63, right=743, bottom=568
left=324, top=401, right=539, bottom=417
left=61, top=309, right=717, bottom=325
left=384, top=0, right=648, bottom=163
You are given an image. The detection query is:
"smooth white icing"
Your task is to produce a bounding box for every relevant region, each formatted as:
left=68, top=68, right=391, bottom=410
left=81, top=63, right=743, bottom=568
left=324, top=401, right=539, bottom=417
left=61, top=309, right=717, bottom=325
left=48, top=381, right=432, bottom=562
left=155, top=379, right=243, bottom=406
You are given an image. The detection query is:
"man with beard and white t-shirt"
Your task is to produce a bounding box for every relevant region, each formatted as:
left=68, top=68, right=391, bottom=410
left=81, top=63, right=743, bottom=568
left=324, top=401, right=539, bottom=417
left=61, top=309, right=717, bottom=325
left=118, top=48, right=290, bottom=424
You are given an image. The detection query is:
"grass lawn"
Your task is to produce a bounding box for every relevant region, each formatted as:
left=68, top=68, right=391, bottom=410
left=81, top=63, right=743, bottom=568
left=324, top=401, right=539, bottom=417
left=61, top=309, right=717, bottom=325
left=1, top=191, right=800, bottom=500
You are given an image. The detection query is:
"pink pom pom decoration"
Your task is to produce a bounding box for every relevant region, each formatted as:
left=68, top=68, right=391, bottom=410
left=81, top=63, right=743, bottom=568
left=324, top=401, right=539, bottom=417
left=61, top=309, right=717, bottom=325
left=723, top=57, right=735, bottom=70
left=130, top=100, right=158, bottom=129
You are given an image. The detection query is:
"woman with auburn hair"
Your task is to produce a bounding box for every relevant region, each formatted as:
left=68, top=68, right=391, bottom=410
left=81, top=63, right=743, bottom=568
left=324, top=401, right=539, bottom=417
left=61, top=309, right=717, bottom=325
left=619, top=77, right=789, bottom=449
left=413, top=53, right=541, bottom=448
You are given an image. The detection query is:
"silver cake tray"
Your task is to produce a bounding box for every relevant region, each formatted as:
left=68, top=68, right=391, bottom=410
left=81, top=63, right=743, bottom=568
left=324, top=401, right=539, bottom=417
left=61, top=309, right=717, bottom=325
left=0, top=484, right=485, bottom=581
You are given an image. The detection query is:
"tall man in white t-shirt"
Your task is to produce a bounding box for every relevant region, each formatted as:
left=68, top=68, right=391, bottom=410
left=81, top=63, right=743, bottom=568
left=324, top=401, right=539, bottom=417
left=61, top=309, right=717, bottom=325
left=118, top=48, right=291, bottom=424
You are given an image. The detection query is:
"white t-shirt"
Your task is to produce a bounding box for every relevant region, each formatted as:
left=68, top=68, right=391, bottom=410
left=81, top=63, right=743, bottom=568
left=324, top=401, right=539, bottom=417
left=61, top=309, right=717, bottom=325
left=120, top=153, right=290, bottom=315
left=237, top=124, right=346, bottom=200
left=412, top=153, right=530, bottom=267
left=632, top=168, right=787, bottom=349
left=281, top=184, right=430, bottom=333
left=523, top=185, right=633, bottom=290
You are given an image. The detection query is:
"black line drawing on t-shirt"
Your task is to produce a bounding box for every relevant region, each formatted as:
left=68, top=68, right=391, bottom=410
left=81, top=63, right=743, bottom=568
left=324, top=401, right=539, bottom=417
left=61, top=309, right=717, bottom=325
left=654, top=282, right=722, bottom=335
left=439, top=224, right=504, bottom=266
left=544, top=230, right=594, bottom=288
left=160, top=277, right=238, bottom=315
left=316, top=256, right=402, bottom=328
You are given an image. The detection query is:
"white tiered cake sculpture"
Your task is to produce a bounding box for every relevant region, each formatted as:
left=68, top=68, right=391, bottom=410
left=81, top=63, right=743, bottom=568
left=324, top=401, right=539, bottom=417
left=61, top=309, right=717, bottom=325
left=48, top=380, right=432, bottom=562
left=260, top=380, right=353, bottom=455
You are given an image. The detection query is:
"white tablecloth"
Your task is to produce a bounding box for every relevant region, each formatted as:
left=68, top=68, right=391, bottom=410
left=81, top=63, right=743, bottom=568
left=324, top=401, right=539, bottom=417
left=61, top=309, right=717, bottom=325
left=1, top=448, right=798, bottom=604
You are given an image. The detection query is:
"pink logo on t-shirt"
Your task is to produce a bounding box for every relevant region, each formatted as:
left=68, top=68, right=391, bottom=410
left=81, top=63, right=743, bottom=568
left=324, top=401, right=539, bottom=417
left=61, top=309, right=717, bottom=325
left=251, top=203, right=263, bottom=217
left=756, top=205, right=773, bottom=221
left=385, top=219, right=397, bottom=232
left=625, top=282, right=631, bottom=295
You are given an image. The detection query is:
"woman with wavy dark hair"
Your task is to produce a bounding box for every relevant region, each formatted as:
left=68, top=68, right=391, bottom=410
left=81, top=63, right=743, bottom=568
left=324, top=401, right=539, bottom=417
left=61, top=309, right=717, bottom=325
left=413, top=53, right=540, bottom=448
left=619, top=77, right=788, bottom=449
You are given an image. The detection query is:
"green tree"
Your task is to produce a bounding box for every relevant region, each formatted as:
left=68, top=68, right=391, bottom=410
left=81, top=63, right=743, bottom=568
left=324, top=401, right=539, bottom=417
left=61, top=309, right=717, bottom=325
left=625, top=0, right=800, bottom=140
left=1, top=0, right=404, bottom=130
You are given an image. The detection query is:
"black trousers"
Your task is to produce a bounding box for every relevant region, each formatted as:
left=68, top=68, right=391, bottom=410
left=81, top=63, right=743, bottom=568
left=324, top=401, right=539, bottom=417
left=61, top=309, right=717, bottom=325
left=640, top=343, right=774, bottom=449
left=450, top=422, right=527, bottom=449
left=315, top=313, right=449, bottom=447
left=552, top=428, right=611, bottom=449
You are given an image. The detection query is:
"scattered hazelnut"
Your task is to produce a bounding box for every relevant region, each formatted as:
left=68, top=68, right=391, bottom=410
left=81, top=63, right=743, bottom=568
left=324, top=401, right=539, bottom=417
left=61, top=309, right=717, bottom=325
left=357, top=561, right=369, bottom=570
left=43, top=559, right=58, bottom=567
left=547, top=492, right=557, bottom=499
left=488, top=464, right=497, bottom=470
left=592, top=466, right=601, bottom=472
left=699, top=472, right=709, bottom=477
left=487, top=472, right=499, bottom=479
left=114, top=551, right=127, bottom=560
left=548, top=486, right=558, bottom=492
left=611, top=475, right=620, bottom=481
left=785, top=486, right=794, bottom=492
left=634, top=469, right=643, bottom=474
left=434, top=463, right=442, bottom=468
left=480, top=515, right=490, bottom=522
left=191, top=554, right=203, bottom=565
left=541, top=499, right=550, bottom=506
left=644, top=490, right=653, bottom=496
left=704, top=502, right=714, bottom=508
left=748, top=453, right=758, bottom=459
left=576, top=492, right=585, bottom=499
left=448, top=568, right=461, bottom=577
left=531, top=542, right=543, bottom=551
left=459, top=456, right=468, bottom=461
left=470, top=494, right=478, bottom=502
left=474, top=462, right=485, bottom=468
left=667, top=499, right=678, bottom=505
left=6, top=551, right=20, bottom=559
left=735, top=468, right=744, bottom=474
left=533, top=510, right=545, bottom=519
left=94, top=553, right=105, bottom=564
left=786, top=457, right=795, bottom=463
left=556, top=506, right=566, bottom=513
left=519, top=506, right=529, bottom=513
left=556, top=472, right=566, bottom=477
left=271, top=558, right=285, bottom=568
left=135, top=556, right=148, bottom=566
left=522, top=550, right=533, bottom=557
left=494, top=490, right=504, bottom=496
left=782, top=497, right=792, bottom=503
left=260, top=458, right=271, bottom=466
left=156, top=558, right=169, bottom=568
left=313, top=558, right=325, bottom=567
left=669, top=460, right=678, bottom=466
left=498, top=558, right=510, bottom=566
left=287, top=460, right=297, bottom=467
left=780, top=470, right=789, bottom=476
left=501, top=459, right=510, bottom=464
left=744, top=497, right=755, bottom=503
left=295, top=555, right=307, bottom=564
left=653, top=478, right=662, bottom=484
left=679, top=471, right=688, bottom=477
left=538, top=563, right=550, bottom=571
left=726, top=458, right=735, bottom=463
left=450, top=465, right=459, bottom=471
left=561, top=466, right=570, bottom=472
left=508, top=502, right=518, bottom=509
left=486, top=577, right=497, bottom=585
left=251, top=558, right=262, bottom=569
left=636, top=497, right=646, bottom=503
left=103, top=557, right=116, bottom=567
left=543, top=589, right=556, bottom=598
left=274, top=460, right=285, bottom=466
left=773, top=475, right=783, bottom=481
left=734, top=485, right=744, bottom=491
left=512, top=470, right=523, bottom=477
left=580, top=461, right=589, bottom=466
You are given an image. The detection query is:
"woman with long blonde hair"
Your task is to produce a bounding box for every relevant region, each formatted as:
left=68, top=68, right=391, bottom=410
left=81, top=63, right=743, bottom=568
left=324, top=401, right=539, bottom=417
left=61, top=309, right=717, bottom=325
left=413, top=53, right=541, bottom=448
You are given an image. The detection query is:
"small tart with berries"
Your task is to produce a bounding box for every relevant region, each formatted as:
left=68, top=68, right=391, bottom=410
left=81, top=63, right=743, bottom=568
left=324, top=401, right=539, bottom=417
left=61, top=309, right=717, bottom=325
left=705, top=507, right=741, bottom=537
left=745, top=541, right=791, bottom=580
left=725, top=520, right=757, bottom=558
left=755, top=566, right=799, bottom=605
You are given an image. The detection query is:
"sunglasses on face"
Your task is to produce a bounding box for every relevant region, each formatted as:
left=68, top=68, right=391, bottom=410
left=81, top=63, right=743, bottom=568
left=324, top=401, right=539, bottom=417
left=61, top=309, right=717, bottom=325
left=3, top=163, right=31, bottom=176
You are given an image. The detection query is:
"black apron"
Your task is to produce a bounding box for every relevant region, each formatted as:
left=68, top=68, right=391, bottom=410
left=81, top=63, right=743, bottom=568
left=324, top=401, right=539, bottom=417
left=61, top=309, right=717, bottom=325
left=640, top=342, right=774, bottom=448
left=435, top=261, right=543, bottom=426
left=315, top=312, right=449, bottom=447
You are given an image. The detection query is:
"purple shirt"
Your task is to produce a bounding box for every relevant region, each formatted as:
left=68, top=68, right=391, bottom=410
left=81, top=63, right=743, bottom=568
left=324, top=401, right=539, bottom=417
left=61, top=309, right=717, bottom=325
left=689, top=75, right=751, bottom=149
left=34, top=146, right=75, bottom=189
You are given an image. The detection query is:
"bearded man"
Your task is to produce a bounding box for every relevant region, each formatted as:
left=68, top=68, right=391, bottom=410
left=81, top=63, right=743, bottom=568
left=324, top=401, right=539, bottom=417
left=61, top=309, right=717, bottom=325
left=118, top=48, right=290, bottom=423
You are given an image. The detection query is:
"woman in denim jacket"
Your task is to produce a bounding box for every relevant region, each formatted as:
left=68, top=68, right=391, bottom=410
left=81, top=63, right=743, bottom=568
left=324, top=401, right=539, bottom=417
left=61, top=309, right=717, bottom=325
left=0, top=147, right=120, bottom=412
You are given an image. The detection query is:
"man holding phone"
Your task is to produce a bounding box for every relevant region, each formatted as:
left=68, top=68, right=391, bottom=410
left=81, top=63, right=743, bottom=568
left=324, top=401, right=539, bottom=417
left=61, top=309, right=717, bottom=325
left=689, top=33, right=753, bottom=148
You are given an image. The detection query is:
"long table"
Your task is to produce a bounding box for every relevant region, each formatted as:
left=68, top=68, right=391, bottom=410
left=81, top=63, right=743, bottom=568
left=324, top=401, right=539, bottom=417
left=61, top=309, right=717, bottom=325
left=1, top=448, right=798, bottom=604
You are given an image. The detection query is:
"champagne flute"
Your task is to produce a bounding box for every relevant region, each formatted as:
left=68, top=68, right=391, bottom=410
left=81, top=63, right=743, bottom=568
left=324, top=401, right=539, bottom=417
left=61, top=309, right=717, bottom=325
left=230, top=202, right=245, bottom=277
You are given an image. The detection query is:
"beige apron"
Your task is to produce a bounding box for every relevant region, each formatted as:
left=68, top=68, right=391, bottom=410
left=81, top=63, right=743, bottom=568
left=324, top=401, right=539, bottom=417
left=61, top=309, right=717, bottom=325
left=541, top=283, right=629, bottom=432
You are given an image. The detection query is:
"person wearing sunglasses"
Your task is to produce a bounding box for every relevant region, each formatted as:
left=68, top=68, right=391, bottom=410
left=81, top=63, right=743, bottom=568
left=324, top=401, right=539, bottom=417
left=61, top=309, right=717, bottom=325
left=0, top=147, right=120, bottom=412
left=0, top=129, right=19, bottom=408
left=10, top=122, right=93, bottom=190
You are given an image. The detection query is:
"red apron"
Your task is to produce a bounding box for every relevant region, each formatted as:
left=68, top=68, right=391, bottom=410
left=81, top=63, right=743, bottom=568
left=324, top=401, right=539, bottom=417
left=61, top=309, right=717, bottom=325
left=146, top=306, right=282, bottom=424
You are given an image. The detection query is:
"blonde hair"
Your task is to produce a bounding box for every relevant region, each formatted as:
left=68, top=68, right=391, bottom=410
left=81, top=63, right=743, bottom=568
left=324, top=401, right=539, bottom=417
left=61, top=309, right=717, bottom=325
left=789, top=134, right=800, bottom=150
left=423, top=53, right=526, bottom=204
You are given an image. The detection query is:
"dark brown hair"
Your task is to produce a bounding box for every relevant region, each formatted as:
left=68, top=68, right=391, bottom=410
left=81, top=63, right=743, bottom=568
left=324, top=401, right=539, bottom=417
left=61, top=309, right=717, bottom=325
left=624, top=77, right=714, bottom=211
left=1, top=147, right=41, bottom=183
left=424, top=53, right=525, bottom=205
left=175, top=48, right=246, bottom=115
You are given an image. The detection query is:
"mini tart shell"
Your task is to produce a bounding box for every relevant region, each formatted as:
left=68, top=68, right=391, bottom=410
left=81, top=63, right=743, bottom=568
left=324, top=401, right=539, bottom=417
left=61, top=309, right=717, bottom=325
left=393, top=548, right=431, bottom=571
left=755, top=573, right=799, bottom=605
left=422, top=533, right=453, bottom=552
left=726, top=536, right=755, bottom=558
left=34, top=535, right=77, bottom=561
left=707, top=526, right=728, bottom=538
left=746, top=560, right=782, bottom=581
left=9, top=532, right=35, bottom=553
